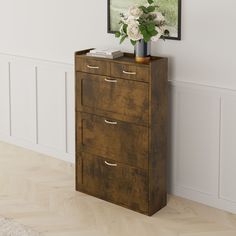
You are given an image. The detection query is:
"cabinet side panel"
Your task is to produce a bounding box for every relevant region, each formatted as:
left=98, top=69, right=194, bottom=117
left=75, top=55, right=83, bottom=190
left=149, top=59, right=168, bottom=215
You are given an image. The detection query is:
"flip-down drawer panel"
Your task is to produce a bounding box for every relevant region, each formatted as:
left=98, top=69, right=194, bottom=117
left=76, top=72, right=149, bottom=124
left=77, top=113, right=148, bottom=170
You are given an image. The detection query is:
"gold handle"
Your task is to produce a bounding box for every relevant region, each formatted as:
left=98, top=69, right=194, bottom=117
left=123, top=70, right=136, bottom=75
left=87, top=65, right=99, bottom=69
left=104, top=119, right=117, bottom=125
left=104, top=161, right=117, bottom=167
left=104, top=78, right=117, bottom=83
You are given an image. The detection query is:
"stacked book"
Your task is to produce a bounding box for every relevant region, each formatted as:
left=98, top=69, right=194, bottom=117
left=86, top=49, right=124, bottom=59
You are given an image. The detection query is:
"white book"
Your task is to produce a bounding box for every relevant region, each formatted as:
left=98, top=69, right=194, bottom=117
left=86, top=52, right=124, bottom=59
left=90, top=48, right=121, bottom=56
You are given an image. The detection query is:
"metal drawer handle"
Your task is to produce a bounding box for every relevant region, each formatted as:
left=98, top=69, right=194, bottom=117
left=105, top=161, right=117, bottom=167
left=87, top=65, right=99, bottom=69
left=104, top=78, right=117, bottom=83
left=123, top=70, right=136, bottom=75
left=104, top=119, right=117, bottom=125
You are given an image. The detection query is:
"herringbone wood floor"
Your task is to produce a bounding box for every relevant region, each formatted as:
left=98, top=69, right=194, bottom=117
left=0, top=141, right=236, bottom=236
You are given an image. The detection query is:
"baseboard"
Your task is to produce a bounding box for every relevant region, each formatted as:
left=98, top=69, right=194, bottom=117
left=171, top=185, right=236, bottom=214
left=0, top=133, right=75, bottom=164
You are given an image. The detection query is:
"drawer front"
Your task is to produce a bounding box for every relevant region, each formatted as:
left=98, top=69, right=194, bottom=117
left=76, top=72, right=149, bottom=124
left=111, top=62, right=149, bottom=82
left=77, top=113, right=148, bottom=170
left=81, top=153, right=148, bottom=213
left=76, top=57, right=110, bottom=76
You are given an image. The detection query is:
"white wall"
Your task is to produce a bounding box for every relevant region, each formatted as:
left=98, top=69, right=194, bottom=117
left=1, top=0, right=236, bottom=213
left=1, top=0, right=236, bottom=87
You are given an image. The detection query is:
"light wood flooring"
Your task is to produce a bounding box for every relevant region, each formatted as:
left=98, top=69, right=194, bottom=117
left=0, top=141, right=236, bottom=236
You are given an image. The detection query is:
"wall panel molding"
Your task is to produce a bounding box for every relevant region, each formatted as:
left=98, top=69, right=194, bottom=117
left=10, top=58, right=37, bottom=143
left=0, top=53, right=74, bottom=163
left=169, top=79, right=236, bottom=93
left=219, top=95, right=236, bottom=203
left=169, top=80, right=236, bottom=214
left=172, top=86, right=220, bottom=197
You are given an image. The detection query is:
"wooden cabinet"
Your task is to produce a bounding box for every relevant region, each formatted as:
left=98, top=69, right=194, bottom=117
left=75, top=49, right=168, bottom=216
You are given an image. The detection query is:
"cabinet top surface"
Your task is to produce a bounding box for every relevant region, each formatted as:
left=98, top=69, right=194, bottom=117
left=75, top=49, right=167, bottom=66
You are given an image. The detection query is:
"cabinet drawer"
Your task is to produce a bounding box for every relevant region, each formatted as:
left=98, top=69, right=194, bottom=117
left=77, top=113, right=148, bottom=170
left=81, top=153, right=148, bottom=213
left=76, top=57, right=110, bottom=76
left=111, top=62, right=149, bottom=82
left=76, top=72, right=149, bottom=124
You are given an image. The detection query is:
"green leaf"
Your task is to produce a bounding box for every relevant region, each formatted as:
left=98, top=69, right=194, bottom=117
left=143, top=30, right=152, bottom=42
left=149, top=29, right=158, bottom=37
left=115, top=32, right=121, bottom=38
left=123, top=24, right=128, bottom=34
left=139, top=6, right=149, bottom=14
left=140, top=29, right=148, bottom=38
left=142, top=30, right=151, bottom=42
left=147, top=6, right=156, bottom=12
left=146, top=22, right=156, bottom=33
left=130, top=40, right=137, bottom=46
left=144, top=35, right=152, bottom=42
left=148, top=0, right=154, bottom=4
left=139, top=23, right=153, bottom=42
left=120, top=35, right=127, bottom=44
left=139, top=24, right=146, bottom=32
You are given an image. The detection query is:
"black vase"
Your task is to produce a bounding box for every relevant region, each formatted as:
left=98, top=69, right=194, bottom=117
left=135, top=39, right=151, bottom=63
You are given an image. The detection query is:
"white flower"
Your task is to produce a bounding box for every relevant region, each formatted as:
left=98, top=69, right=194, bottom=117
left=155, top=12, right=165, bottom=22
left=151, top=27, right=164, bottom=42
left=128, top=5, right=143, bottom=19
left=127, top=22, right=143, bottom=41
left=125, top=16, right=138, bottom=25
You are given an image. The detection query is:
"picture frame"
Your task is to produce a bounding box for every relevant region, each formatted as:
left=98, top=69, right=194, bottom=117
left=107, top=0, right=182, bottom=40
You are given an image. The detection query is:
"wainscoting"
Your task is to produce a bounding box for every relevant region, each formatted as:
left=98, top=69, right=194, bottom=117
left=0, top=53, right=75, bottom=162
left=169, top=80, right=236, bottom=214
left=1, top=52, right=236, bottom=214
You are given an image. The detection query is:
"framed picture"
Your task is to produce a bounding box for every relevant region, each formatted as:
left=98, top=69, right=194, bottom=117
left=107, top=0, right=181, bottom=40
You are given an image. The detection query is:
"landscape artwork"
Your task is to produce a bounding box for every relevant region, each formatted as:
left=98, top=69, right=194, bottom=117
left=108, top=0, right=181, bottom=40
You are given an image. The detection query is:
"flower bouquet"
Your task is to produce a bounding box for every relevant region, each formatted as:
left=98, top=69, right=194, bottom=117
left=115, top=0, right=169, bottom=63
